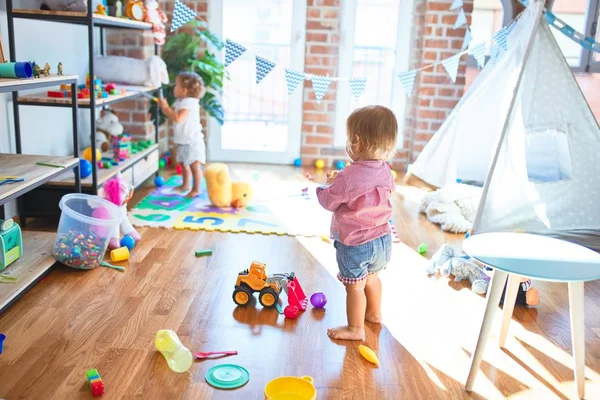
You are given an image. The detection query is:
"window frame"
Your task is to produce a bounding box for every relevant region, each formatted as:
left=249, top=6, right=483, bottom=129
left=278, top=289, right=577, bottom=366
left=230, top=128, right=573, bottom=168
left=333, top=0, right=415, bottom=149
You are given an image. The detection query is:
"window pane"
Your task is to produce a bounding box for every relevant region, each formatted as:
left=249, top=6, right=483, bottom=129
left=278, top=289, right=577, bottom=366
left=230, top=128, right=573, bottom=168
left=350, top=0, right=400, bottom=110
left=221, top=0, right=293, bottom=152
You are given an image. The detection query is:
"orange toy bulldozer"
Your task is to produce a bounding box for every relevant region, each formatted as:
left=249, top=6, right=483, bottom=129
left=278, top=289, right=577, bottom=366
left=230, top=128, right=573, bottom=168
left=232, top=261, right=308, bottom=310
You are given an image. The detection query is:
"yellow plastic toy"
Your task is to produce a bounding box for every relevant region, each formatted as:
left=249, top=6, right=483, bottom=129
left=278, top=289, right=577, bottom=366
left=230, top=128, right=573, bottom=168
left=264, top=375, right=316, bottom=400
left=233, top=261, right=281, bottom=308
left=358, top=345, right=379, bottom=366
left=315, top=159, right=325, bottom=169
left=110, top=246, right=130, bottom=262
left=154, top=329, right=193, bottom=373
left=391, top=170, right=398, bottom=180
left=83, top=147, right=102, bottom=163
left=204, top=163, right=253, bottom=208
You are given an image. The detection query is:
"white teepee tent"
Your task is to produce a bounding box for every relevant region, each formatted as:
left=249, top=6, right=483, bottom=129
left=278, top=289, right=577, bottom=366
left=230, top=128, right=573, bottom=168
left=410, top=0, right=600, bottom=249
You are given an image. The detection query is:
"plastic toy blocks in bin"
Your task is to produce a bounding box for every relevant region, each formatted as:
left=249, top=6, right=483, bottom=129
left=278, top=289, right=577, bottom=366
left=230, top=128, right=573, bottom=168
left=53, top=194, right=121, bottom=270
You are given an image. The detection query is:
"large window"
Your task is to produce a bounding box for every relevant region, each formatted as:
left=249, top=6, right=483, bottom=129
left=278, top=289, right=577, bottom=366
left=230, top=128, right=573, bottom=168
left=333, top=0, right=414, bottom=149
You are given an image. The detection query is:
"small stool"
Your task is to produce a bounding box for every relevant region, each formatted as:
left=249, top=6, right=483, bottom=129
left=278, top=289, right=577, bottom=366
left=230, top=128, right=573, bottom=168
left=463, top=232, right=600, bottom=399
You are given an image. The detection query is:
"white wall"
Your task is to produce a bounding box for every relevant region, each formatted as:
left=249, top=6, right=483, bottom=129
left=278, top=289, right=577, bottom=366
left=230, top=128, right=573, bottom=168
left=1, top=4, right=101, bottom=217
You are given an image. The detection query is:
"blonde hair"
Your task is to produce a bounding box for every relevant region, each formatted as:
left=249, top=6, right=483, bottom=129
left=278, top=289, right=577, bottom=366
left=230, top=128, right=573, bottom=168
left=346, top=105, right=398, bottom=161
left=177, top=71, right=205, bottom=98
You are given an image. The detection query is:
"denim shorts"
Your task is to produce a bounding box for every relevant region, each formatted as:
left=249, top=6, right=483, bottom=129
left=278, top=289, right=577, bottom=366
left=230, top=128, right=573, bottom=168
left=334, top=234, right=392, bottom=285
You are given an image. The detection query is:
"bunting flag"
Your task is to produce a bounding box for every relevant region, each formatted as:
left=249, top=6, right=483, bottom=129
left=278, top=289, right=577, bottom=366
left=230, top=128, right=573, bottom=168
left=285, top=69, right=305, bottom=95
left=453, top=8, right=467, bottom=29
left=398, top=70, right=417, bottom=97
left=462, top=28, right=472, bottom=51
left=255, top=56, right=276, bottom=84
left=171, top=0, right=197, bottom=32
left=348, top=78, right=367, bottom=100
left=225, top=39, right=246, bottom=67
left=468, top=42, right=487, bottom=69
left=310, top=74, right=332, bottom=103
left=441, top=54, right=461, bottom=83
left=449, top=0, right=463, bottom=11
left=489, top=43, right=501, bottom=64
left=493, top=25, right=510, bottom=51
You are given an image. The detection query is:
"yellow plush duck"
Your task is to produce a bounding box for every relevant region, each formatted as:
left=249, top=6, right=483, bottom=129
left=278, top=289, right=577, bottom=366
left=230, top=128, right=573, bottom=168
left=205, top=163, right=253, bottom=208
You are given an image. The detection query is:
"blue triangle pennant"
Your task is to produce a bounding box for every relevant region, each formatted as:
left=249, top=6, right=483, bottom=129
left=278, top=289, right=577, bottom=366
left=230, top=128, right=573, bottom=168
left=255, top=56, right=276, bottom=84
left=462, top=27, right=473, bottom=51
left=441, top=54, right=461, bottom=83
left=348, top=78, right=367, bottom=100
left=398, top=70, right=417, bottom=97
left=493, top=25, right=510, bottom=51
left=453, top=8, right=467, bottom=29
left=468, top=42, right=487, bottom=69
left=225, top=39, right=246, bottom=67
left=285, top=69, right=304, bottom=95
left=449, top=0, right=463, bottom=11
left=310, top=74, right=332, bottom=103
left=171, top=0, right=197, bottom=32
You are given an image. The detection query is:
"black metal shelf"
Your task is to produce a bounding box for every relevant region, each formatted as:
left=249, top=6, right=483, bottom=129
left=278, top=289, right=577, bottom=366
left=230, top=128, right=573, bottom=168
left=11, top=9, right=153, bottom=30
left=0, top=74, right=79, bottom=94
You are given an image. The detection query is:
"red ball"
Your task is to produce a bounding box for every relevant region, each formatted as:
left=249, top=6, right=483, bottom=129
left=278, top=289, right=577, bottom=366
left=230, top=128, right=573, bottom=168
left=176, top=164, right=183, bottom=175
left=284, top=305, right=300, bottom=319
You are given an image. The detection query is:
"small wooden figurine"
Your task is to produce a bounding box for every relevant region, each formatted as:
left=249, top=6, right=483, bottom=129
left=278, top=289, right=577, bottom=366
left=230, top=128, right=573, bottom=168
left=57, top=62, right=63, bottom=75
left=116, top=1, right=123, bottom=17
left=33, top=64, right=40, bottom=78
left=43, top=62, right=51, bottom=76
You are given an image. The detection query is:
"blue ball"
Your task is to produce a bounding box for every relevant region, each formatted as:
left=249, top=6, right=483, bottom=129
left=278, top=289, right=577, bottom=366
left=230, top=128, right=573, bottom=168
left=120, top=235, right=136, bottom=250
left=79, top=159, right=92, bottom=179
left=154, top=176, right=165, bottom=187
left=293, top=158, right=302, bottom=167
left=335, top=160, right=345, bottom=170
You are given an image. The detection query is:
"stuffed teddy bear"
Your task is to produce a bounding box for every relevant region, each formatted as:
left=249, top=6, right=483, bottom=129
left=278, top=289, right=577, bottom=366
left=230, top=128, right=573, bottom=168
left=144, top=0, right=168, bottom=45
left=94, top=55, right=169, bottom=88
left=205, top=163, right=254, bottom=208
left=101, top=172, right=141, bottom=250
left=95, top=109, right=123, bottom=152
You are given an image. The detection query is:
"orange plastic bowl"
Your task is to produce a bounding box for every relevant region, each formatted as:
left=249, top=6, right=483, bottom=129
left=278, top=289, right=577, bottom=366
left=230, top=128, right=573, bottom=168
left=264, top=375, right=316, bottom=400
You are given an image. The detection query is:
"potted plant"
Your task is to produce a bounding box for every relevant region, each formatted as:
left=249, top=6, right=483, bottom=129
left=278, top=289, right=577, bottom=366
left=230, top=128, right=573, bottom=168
left=150, top=19, right=226, bottom=127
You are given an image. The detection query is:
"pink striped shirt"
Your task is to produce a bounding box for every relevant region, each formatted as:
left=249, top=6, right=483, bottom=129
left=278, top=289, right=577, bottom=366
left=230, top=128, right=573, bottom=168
left=316, top=160, right=394, bottom=246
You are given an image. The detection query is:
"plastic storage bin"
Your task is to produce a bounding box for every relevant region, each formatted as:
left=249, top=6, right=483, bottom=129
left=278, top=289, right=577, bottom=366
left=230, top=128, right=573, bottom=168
left=53, top=193, right=121, bottom=270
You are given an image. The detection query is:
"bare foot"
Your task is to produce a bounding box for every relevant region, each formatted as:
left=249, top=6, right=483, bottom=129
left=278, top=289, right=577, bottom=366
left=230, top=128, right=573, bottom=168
left=365, top=313, right=382, bottom=324
left=173, top=185, right=191, bottom=193
left=186, top=190, right=201, bottom=198
left=327, top=325, right=365, bottom=341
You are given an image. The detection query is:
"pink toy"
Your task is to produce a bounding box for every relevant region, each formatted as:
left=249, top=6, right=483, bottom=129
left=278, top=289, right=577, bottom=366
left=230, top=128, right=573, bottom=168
left=284, top=305, right=300, bottom=319
left=310, top=292, right=327, bottom=308
left=144, top=0, right=168, bottom=45
left=176, top=164, right=183, bottom=175
left=102, top=173, right=141, bottom=250
left=287, top=277, right=308, bottom=311
left=194, top=350, right=238, bottom=359
left=91, top=206, right=111, bottom=236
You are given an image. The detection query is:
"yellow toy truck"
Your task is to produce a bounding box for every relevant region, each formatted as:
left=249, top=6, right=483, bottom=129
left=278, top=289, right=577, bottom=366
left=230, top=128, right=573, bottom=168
left=232, top=261, right=307, bottom=310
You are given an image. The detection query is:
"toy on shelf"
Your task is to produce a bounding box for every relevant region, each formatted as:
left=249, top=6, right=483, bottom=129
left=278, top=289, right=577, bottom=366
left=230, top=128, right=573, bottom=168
left=94, top=55, right=169, bottom=88
left=79, top=159, right=92, bottom=178
left=205, top=163, right=254, bottom=208
left=57, top=62, right=63, bottom=75
left=82, top=147, right=102, bottom=163
left=126, top=0, right=146, bottom=21
left=0, top=218, right=22, bottom=271
left=36, top=0, right=87, bottom=12
left=33, top=64, right=40, bottom=78
left=154, top=329, right=193, bottom=373
left=110, top=246, right=130, bottom=262
left=131, top=139, right=153, bottom=154
left=42, top=62, right=50, bottom=76
left=102, top=173, right=142, bottom=250
left=0, top=62, right=33, bottom=79
left=86, top=369, right=105, bottom=397
left=144, top=0, right=168, bottom=45
left=96, top=108, right=124, bottom=152
left=112, top=134, right=131, bottom=162
left=115, top=0, right=124, bottom=17
left=195, top=249, right=212, bottom=257
left=95, top=4, right=108, bottom=15
left=293, top=158, right=302, bottom=167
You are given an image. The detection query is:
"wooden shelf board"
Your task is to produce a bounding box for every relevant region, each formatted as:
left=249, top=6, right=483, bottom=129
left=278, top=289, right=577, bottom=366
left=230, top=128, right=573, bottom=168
left=18, top=85, right=159, bottom=107
left=11, top=9, right=152, bottom=29
left=0, top=154, right=79, bottom=205
left=48, top=143, right=158, bottom=188
left=0, top=75, right=78, bottom=92
left=0, top=231, right=56, bottom=311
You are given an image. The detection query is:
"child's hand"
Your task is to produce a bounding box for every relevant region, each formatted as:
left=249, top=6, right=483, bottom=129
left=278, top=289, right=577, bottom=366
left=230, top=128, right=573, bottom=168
left=157, top=98, right=169, bottom=111
left=326, top=170, right=338, bottom=184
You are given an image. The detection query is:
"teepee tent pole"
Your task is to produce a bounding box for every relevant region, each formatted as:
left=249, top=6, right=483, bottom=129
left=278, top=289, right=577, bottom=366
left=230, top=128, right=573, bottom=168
left=471, top=1, right=545, bottom=234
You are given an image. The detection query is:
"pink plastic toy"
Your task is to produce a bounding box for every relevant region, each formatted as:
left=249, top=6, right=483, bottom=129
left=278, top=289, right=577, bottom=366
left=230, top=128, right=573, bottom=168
left=310, top=292, right=327, bottom=309
left=287, top=277, right=308, bottom=311
left=176, top=164, right=183, bottom=175
left=284, top=305, right=300, bottom=319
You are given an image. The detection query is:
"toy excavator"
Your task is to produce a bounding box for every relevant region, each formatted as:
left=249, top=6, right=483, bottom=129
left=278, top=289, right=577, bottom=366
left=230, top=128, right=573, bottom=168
left=232, top=261, right=308, bottom=310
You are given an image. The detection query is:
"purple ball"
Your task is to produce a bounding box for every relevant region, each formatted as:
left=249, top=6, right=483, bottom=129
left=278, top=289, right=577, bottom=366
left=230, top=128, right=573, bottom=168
left=310, top=292, right=327, bottom=308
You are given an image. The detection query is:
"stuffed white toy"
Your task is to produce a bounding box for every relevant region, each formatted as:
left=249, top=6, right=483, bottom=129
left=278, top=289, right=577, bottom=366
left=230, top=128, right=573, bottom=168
left=94, top=55, right=169, bottom=88
left=22, top=0, right=87, bottom=12
left=426, top=244, right=489, bottom=295
left=95, top=109, right=123, bottom=152
left=102, top=172, right=141, bottom=250
left=419, top=183, right=481, bottom=233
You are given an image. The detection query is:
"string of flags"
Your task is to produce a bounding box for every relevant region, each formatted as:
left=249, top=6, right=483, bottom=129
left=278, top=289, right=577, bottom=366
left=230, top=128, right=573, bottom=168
left=170, top=0, right=519, bottom=102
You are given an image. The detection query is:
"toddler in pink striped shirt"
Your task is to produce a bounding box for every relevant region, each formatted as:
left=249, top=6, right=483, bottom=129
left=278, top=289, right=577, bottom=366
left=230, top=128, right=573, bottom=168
left=317, top=105, right=397, bottom=341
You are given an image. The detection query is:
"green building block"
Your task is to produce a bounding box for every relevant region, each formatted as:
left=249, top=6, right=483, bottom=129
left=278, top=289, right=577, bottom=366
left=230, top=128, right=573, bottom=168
left=195, top=249, right=212, bottom=257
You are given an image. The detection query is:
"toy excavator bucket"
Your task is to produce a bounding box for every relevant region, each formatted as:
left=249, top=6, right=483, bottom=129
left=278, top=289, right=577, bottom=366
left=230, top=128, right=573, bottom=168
left=287, top=276, right=308, bottom=311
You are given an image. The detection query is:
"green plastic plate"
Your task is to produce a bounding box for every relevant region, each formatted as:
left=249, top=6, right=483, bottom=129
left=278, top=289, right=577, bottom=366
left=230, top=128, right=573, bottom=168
left=205, top=364, right=249, bottom=389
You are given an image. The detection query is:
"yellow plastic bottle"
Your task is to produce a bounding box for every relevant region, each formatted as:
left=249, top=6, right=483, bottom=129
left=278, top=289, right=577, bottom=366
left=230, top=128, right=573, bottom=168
left=154, top=329, right=193, bottom=373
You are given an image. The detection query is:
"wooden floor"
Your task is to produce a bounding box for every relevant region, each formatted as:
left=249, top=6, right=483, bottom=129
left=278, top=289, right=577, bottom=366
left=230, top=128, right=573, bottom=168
left=1, top=165, right=600, bottom=399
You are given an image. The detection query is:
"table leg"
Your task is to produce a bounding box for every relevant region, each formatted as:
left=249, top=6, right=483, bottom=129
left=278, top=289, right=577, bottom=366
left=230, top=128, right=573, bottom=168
left=499, top=274, right=521, bottom=348
left=568, top=281, right=585, bottom=399
left=465, top=270, right=508, bottom=391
